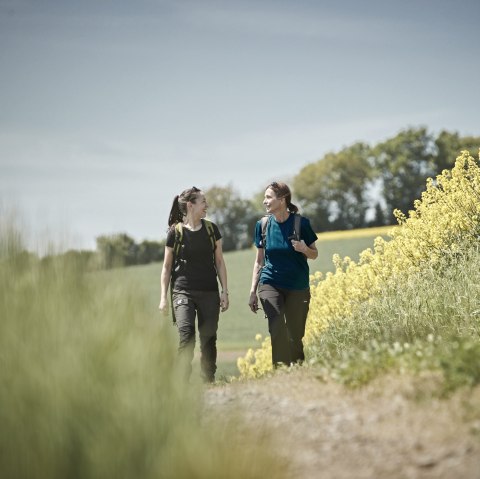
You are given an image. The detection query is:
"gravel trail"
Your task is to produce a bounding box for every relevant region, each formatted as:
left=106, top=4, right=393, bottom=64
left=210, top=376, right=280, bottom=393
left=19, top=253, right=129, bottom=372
left=203, top=369, right=480, bottom=478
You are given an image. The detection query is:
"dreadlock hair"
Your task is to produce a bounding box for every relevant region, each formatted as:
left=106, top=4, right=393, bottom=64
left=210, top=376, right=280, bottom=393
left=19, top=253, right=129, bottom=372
left=267, top=181, right=299, bottom=214
left=167, top=186, right=202, bottom=228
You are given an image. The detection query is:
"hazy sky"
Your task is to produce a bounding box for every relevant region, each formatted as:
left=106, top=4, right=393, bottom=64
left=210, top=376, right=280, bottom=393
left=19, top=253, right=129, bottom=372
left=1, top=0, right=479, bottom=250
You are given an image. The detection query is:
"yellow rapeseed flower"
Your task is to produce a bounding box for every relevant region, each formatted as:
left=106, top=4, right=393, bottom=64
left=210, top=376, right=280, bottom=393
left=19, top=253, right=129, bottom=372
left=239, top=151, right=480, bottom=379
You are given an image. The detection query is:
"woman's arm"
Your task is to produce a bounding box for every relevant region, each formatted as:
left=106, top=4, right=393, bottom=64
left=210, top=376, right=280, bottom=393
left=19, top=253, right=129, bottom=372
left=248, top=247, right=265, bottom=313
left=292, top=240, right=318, bottom=260
left=159, top=246, right=174, bottom=315
left=214, top=239, right=229, bottom=312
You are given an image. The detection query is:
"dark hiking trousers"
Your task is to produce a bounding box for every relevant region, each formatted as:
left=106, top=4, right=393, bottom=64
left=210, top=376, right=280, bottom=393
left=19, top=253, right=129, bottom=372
left=258, top=284, right=310, bottom=366
left=172, top=290, right=220, bottom=382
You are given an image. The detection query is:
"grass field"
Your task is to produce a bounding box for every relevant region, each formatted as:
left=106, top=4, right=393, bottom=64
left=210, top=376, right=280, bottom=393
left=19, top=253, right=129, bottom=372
left=106, top=226, right=392, bottom=379
left=1, top=228, right=287, bottom=478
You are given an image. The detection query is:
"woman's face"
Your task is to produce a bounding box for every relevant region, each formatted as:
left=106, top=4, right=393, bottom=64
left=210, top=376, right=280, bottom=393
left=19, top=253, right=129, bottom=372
left=189, top=193, right=208, bottom=218
left=263, top=187, right=283, bottom=214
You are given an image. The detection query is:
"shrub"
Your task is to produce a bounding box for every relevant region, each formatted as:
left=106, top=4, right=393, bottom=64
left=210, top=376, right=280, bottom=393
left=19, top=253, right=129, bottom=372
left=239, top=151, right=480, bottom=386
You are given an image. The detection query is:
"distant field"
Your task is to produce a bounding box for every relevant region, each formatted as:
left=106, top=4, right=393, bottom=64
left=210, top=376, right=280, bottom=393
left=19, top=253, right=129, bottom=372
left=314, top=225, right=393, bottom=241
left=106, top=226, right=392, bottom=378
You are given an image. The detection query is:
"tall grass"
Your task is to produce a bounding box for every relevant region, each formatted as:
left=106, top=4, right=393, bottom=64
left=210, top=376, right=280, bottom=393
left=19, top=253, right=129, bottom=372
left=0, top=223, right=287, bottom=478
left=309, top=244, right=480, bottom=393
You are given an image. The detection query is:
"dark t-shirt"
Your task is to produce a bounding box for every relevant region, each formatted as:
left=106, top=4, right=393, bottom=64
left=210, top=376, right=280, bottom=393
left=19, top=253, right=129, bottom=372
left=166, top=220, right=221, bottom=291
left=254, top=214, right=317, bottom=290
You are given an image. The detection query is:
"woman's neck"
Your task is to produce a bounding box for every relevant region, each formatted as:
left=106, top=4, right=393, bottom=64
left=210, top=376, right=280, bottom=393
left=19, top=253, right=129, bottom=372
left=184, top=215, right=202, bottom=230
left=273, top=209, right=290, bottom=223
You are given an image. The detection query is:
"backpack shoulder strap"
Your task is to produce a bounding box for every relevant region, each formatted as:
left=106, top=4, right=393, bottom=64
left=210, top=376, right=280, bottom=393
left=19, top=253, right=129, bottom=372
left=202, top=219, right=217, bottom=252
left=170, top=223, right=184, bottom=324
left=293, top=213, right=302, bottom=241
left=260, top=214, right=270, bottom=248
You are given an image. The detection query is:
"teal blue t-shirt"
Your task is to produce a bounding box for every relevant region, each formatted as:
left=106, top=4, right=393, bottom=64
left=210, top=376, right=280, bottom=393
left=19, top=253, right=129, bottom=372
left=254, top=214, right=318, bottom=290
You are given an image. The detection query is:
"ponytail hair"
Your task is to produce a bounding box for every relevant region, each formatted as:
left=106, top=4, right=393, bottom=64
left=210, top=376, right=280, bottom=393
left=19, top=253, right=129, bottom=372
left=267, top=181, right=299, bottom=213
left=167, top=195, right=183, bottom=227
left=167, top=186, right=202, bottom=228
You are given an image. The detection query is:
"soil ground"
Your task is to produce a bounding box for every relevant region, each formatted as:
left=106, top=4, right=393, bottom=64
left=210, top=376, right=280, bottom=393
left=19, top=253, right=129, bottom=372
left=203, top=367, right=480, bottom=479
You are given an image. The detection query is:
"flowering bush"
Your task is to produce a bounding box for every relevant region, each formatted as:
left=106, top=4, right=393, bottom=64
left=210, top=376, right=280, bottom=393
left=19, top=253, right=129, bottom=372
left=239, top=151, right=480, bottom=379
left=237, top=335, right=273, bottom=380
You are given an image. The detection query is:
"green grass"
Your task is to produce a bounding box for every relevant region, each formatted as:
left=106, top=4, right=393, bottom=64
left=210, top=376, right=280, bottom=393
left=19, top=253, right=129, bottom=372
left=104, top=228, right=389, bottom=378
left=308, top=244, right=480, bottom=394
left=0, top=230, right=289, bottom=478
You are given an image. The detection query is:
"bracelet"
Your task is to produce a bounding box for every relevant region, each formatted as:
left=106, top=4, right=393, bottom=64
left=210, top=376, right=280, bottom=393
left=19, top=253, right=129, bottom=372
left=221, top=290, right=229, bottom=295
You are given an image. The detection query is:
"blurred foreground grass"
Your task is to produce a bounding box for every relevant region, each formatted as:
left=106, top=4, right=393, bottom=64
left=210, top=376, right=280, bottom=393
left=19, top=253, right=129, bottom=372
left=0, top=225, right=287, bottom=478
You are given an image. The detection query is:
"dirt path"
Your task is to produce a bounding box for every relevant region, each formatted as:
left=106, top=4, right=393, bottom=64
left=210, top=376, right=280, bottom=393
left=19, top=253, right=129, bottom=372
left=203, top=368, right=480, bottom=478
left=215, top=350, right=247, bottom=362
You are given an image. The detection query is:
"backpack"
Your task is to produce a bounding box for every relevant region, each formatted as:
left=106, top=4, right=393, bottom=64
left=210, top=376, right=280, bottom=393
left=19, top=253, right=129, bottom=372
left=170, top=219, right=217, bottom=322
left=260, top=213, right=302, bottom=249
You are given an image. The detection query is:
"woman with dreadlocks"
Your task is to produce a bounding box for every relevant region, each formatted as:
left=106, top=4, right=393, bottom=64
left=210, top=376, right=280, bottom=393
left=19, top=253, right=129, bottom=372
left=159, top=186, right=229, bottom=383
left=248, top=181, right=318, bottom=367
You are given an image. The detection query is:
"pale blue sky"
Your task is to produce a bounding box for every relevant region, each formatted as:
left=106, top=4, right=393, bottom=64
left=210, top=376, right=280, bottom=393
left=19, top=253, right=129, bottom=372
left=1, top=0, right=479, bottom=250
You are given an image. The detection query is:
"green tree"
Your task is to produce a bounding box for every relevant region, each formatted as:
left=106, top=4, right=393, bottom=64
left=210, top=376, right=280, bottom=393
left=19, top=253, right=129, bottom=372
left=245, top=187, right=271, bottom=243
left=373, top=127, right=436, bottom=223
left=96, top=233, right=138, bottom=268
left=292, top=160, right=331, bottom=231
left=137, top=239, right=165, bottom=264
left=204, top=184, right=256, bottom=251
left=293, top=142, right=374, bottom=230
left=368, top=202, right=387, bottom=227
left=434, top=130, right=480, bottom=173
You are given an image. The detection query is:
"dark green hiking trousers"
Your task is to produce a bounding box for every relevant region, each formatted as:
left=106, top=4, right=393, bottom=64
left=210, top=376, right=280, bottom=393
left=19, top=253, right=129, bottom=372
left=172, top=289, right=220, bottom=382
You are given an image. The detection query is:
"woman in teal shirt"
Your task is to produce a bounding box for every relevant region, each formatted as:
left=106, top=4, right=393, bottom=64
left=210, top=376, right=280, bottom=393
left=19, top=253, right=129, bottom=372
left=249, top=181, right=318, bottom=367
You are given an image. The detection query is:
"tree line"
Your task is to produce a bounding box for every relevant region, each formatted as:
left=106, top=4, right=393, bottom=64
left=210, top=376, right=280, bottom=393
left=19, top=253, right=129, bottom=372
left=80, top=127, right=479, bottom=268
left=291, top=128, right=479, bottom=232
left=205, top=127, right=479, bottom=248
left=95, top=234, right=165, bottom=269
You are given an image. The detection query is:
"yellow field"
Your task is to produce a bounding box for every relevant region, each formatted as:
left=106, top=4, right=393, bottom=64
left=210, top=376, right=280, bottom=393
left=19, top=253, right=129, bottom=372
left=316, top=225, right=394, bottom=241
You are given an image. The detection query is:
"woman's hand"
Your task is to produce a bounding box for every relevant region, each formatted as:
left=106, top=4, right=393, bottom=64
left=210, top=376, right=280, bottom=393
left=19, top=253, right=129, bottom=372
left=158, top=298, right=169, bottom=316
left=220, top=291, right=229, bottom=312
left=291, top=239, right=318, bottom=259
left=248, top=292, right=259, bottom=313
left=291, top=239, right=307, bottom=253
